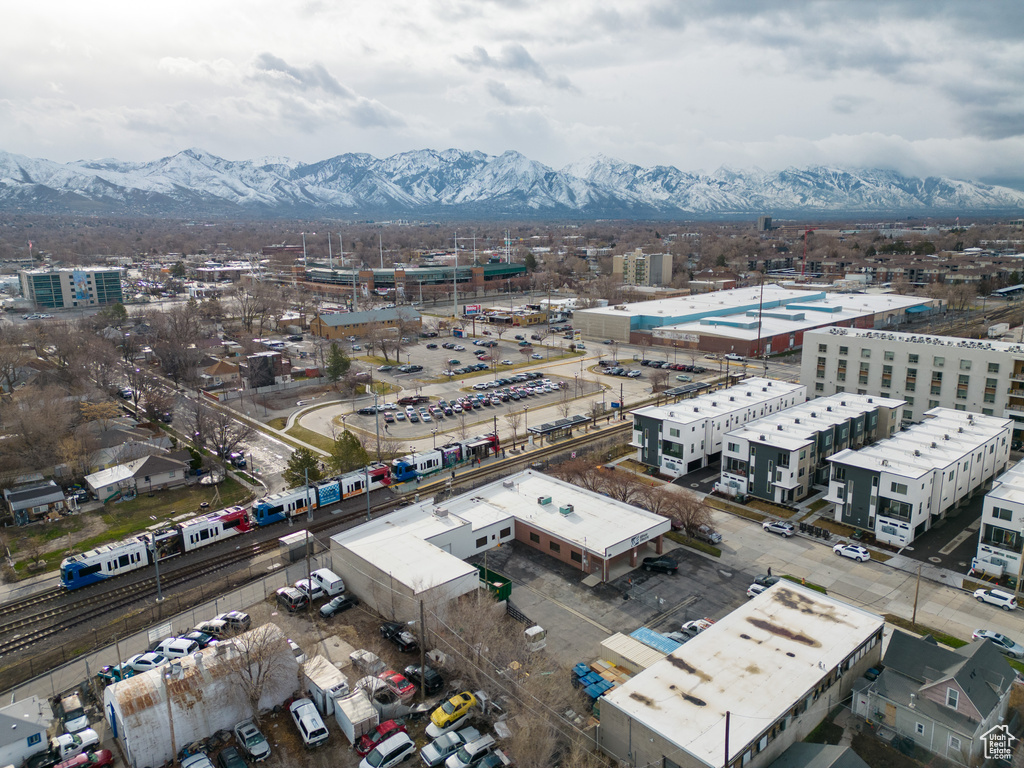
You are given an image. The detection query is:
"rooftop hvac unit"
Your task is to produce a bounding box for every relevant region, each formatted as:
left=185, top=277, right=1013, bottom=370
left=827, top=406, right=833, bottom=412
left=760, top=434, right=767, bottom=441
left=868, top=398, right=874, bottom=403
left=559, top=504, right=574, bottom=516
left=503, top=479, right=515, bottom=489
left=958, top=427, right=964, bottom=433
left=537, top=496, right=552, bottom=506
left=795, top=418, right=801, bottom=424
left=811, top=412, right=817, bottom=418
left=944, top=434, right=950, bottom=440
left=434, top=507, right=449, bottom=518
left=931, top=442, right=938, bottom=448
left=841, top=401, right=847, bottom=407
left=914, top=450, right=921, bottom=457
left=730, top=396, right=735, bottom=401
left=777, top=424, right=784, bottom=431
left=762, top=387, right=768, bottom=392
left=712, top=402, right=717, bottom=407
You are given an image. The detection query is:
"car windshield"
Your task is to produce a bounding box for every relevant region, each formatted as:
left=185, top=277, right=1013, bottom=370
left=442, top=700, right=457, bottom=714
left=366, top=747, right=388, bottom=768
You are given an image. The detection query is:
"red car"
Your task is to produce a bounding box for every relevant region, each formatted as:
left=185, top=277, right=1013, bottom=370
left=379, top=669, right=416, bottom=701
left=56, top=750, right=115, bottom=768
left=354, top=720, right=409, bottom=757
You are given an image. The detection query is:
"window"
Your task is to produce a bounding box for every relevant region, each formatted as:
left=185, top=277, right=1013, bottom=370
left=818, top=343, right=827, bottom=353
left=571, top=551, right=582, bottom=563
left=476, top=536, right=487, bottom=548
left=946, top=688, right=959, bottom=709
left=529, top=532, right=540, bottom=543
left=27, top=733, right=42, bottom=747
left=669, top=427, right=680, bottom=438
left=915, top=723, right=925, bottom=736
left=960, top=359, right=971, bottom=370
left=983, top=408, right=994, bottom=415
left=815, top=382, right=824, bottom=392
left=839, top=346, right=848, bottom=356
left=934, top=356, right=944, bottom=367
left=861, top=349, right=871, bottom=358
left=989, top=362, right=1000, bottom=373
left=906, top=396, right=914, bottom=405
left=909, top=353, right=919, bottom=364
left=994, top=507, right=1013, bottom=521
left=500, top=527, right=511, bottom=538
left=884, top=350, right=894, bottom=361
left=890, top=482, right=908, bottom=494
left=930, top=400, right=939, bottom=408
left=549, top=541, right=561, bottom=553
left=949, top=735, right=962, bottom=752
left=817, top=356, right=826, bottom=366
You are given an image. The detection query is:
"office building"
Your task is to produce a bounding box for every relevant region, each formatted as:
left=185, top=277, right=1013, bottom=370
left=824, top=409, right=1011, bottom=546
left=720, top=392, right=905, bottom=504
left=19, top=267, right=123, bottom=310
left=631, top=378, right=806, bottom=478
left=803, top=327, right=1024, bottom=438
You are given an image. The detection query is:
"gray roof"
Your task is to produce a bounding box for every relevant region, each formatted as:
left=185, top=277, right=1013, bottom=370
left=875, top=631, right=1013, bottom=731
left=0, top=696, right=52, bottom=748
left=4, top=481, right=64, bottom=507
left=315, top=307, right=420, bottom=327
left=767, top=744, right=870, bottom=768
left=130, top=454, right=189, bottom=477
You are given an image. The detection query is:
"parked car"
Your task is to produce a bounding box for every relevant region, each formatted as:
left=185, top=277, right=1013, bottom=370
left=681, top=618, right=716, bottom=637
left=289, top=698, right=329, bottom=748
left=430, top=692, right=477, bottom=730
left=54, top=750, right=114, bottom=768
left=693, top=525, right=722, bottom=545
left=762, top=520, right=796, bottom=537
left=179, top=755, right=215, bottom=768
left=215, top=747, right=246, bottom=768
left=754, top=574, right=780, bottom=588
left=275, top=587, right=310, bottom=612
left=320, top=594, right=360, bottom=617
left=126, top=652, right=168, bottom=672
left=379, top=669, right=416, bottom=701
left=154, top=637, right=200, bottom=659
left=746, top=583, right=768, bottom=599
left=832, top=543, right=871, bottom=562
left=641, top=556, right=678, bottom=574
left=421, top=728, right=482, bottom=768
left=403, top=663, right=444, bottom=695
left=359, top=733, right=415, bottom=768
left=974, top=588, right=1018, bottom=611
left=194, top=619, right=230, bottom=639
left=445, top=734, right=496, bottom=768
left=213, top=611, right=251, bottom=632
left=293, top=578, right=326, bottom=601
left=233, top=720, right=271, bottom=762
left=971, top=629, right=1024, bottom=658
left=380, top=621, right=419, bottom=652
left=355, top=720, right=409, bottom=757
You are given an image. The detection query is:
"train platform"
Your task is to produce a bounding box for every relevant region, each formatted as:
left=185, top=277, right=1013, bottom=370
left=0, top=567, right=60, bottom=603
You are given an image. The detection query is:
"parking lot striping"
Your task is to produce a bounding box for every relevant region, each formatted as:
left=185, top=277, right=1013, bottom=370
left=510, top=580, right=614, bottom=635
left=645, top=594, right=700, bottom=628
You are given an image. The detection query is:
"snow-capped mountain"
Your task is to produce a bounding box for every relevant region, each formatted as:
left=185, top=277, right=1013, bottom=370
left=0, top=147, right=1021, bottom=218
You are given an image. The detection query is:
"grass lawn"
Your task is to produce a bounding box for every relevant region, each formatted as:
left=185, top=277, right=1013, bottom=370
left=284, top=423, right=335, bottom=453
left=807, top=498, right=830, bottom=513
left=706, top=497, right=768, bottom=523
left=882, top=614, right=967, bottom=648
left=12, top=477, right=254, bottom=575
left=666, top=531, right=721, bottom=557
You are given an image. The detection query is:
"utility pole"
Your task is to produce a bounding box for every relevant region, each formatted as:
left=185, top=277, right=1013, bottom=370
left=453, top=231, right=458, bottom=319
left=418, top=599, right=427, bottom=702
left=912, top=564, right=921, bottom=624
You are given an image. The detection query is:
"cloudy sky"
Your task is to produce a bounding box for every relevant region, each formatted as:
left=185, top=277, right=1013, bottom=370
left=3, top=0, right=1023, bottom=186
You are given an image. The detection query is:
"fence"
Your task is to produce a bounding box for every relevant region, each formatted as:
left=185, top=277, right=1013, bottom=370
left=2, top=552, right=333, bottom=702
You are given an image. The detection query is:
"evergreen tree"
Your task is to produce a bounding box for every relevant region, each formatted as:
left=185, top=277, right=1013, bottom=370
left=328, top=430, right=369, bottom=473
left=524, top=252, right=538, bottom=272
left=326, top=343, right=351, bottom=383
left=283, top=447, right=323, bottom=488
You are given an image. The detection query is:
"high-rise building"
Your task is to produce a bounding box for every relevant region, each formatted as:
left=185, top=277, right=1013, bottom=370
left=19, top=267, right=123, bottom=310
left=612, top=249, right=673, bottom=286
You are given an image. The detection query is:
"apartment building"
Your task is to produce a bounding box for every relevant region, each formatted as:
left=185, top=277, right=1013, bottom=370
left=19, top=267, right=123, bottom=310
left=719, top=393, right=905, bottom=504
left=802, top=327, right=1024, bottom=439
left=973, top=460, right=1024, bottom=580
left=612, top=249, right=673, bottom=286
left=631, top=378, right=806, bottom=479
left=824, top=409, right=1012, bottom=547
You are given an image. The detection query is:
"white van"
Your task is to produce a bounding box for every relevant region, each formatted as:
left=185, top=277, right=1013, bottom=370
left=289, top=698, right=330, bottom=748
left=311, top=568, right=345, bottom=597
left=155, top=637, right=201, bottom=659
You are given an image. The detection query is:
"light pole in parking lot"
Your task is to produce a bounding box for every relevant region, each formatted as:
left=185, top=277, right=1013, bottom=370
left=523, top=406, right=529, bottom=447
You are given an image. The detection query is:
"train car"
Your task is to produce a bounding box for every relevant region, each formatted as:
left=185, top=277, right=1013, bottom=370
left=440, top=444, right=463, bottom=468
left=366, top=462, right=392, bottom=490
left=391, top=450, right=443, bottom=482
left=60, top=537, right=150, bottom=590
left=178, top=506, right=253, bottom=553
left=313, top=478, right=342, bottom=507
left=252, top=487, right=316, bottom=526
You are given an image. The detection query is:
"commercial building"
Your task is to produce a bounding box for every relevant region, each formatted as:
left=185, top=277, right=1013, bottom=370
left=720, top=392, right=905, bottom=504
left=598, top=582, right=884, bottom=768
left=19, top=267, right=123, bottom=310
left=973, top=460, right=1024, bottom=580
left=824, top=408, right=1012, bottom=546
left=573, top=285, right=931, bottom=349
left=329, top=470, right=672, bottom=621
left=301, top=262, right=526, bottom=301
left=802, top=326, right=1024, bottom=438
left=631, top=378, right=807, bottom=479
left=308, top=307, right=422, bottom=340
left=612, top=249, right=673, bottom=286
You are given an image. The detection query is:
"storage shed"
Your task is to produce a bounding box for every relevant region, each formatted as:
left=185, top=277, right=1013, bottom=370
left=599, top=633, right=668, bottom=674
left=103, top=623, right=299, bottom=768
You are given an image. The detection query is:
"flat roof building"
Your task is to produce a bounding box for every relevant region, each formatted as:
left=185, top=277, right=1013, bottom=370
left=598, top=582, right=884, bottom=768
left=632, top=378, right=807, bottom=479
left=19, top=267, right=123, bottom=310
left=720, top=392, right=905, bottom=504
left=824, top=408, right=1012, bottom=546
left=308, top=307, right=422, bottom=340
left=329, top=470, right=672, bottom=621
left=573, top=285, right=932, bottom=351
left=803, top=326, right=1024, bottom=439
left=974, top=460, right=1024, bottom=580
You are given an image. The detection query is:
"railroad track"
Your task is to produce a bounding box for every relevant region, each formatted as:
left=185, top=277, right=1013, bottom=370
left=0, top=586, right=64, bottom=619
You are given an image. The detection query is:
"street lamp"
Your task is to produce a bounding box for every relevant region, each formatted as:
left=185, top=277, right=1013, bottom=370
left=523, top=406, right=529, bottom=447
left=431, top=428, right=437, bottom=449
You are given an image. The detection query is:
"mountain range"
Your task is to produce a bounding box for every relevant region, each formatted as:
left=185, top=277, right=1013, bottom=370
left=1, top=147, right=1022, bottom=219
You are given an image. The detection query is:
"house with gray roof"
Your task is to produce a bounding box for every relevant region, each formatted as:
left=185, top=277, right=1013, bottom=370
left=852, top=630, right=1015, bottom=764
left=0, top=695, right=53, bottom=767
left=3, top=481, right=67, bottom=525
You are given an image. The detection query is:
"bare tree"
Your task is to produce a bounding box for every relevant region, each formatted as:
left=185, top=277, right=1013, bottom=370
left=557, top=388, right=572, bottom=420
left=650, top=369, right=670, bottom=392
left=230, top=624, right=299, bottom=725
left=0, top=325, right=29, bottom=398
left=503, top=407, right=523, bottom=449
left=455, top=411, right=470, bottom=442
left=207, top=405, right=256, bottom=463
left=637, top=334, right=652, bottom=361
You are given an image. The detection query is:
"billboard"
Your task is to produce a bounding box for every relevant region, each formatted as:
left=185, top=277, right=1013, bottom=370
left=464, top=304, right=482, bottom=315
left=73, top=270, right=89, bottom=301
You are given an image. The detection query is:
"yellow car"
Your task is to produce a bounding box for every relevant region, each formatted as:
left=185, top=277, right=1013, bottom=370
left=430, top=691, right=477, bottom=729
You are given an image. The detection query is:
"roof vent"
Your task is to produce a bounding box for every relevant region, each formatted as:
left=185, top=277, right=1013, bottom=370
left=958, top=426, right=964, bottom=433
left=881, top=459, right=888, bottom=466
left=669, top=412, right=676, bottom=417
left=777, top=424, right=784, bottom=431
left=729, top=396, right=735, bottom=401
left=762, top=387, right=768, bottom=392
left=914, top=450, right=921, bottom=457
left=841, top=401, right=847, bottom=407
left=931, top=442, right=938, bottom=448
left=502, top=479, right=515, bottom=489
left=811, top=412, right=817, bottom=418
left=944, top=434, right=950, bottom=440
left=760, top=434, right=767, bottom=441
left=868, top=398, right=874, bottom=403
left=795, top=418, right=801, bottom=424
left=434, top=507, right=449, bottom=518
left=826, top=406, right=833, bottom=412
left=712, top=402, right=717, bottom=407
left=693, top=407, right=699, bottom=413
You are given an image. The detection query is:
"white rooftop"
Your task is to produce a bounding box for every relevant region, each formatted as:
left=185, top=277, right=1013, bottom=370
left=986, top=460, right=1024, bottom=507
left=828, top=408, right=1012, bottom=479
left=727, top=392, right=906, bottom=451
left=807, top=326, right=1024, bottom=356
left=634, top=378, right=806, bottom=426
left=603, top=582, right=884, bottom=767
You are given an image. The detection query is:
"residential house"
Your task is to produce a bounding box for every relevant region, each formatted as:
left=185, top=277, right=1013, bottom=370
left=86, top=453, right=190, bottom=502
left=3, top=481, right=67, bottom=525
left=852, top=631, right=1015, bottom=764
left=81, top=420, right=174, bottom=471
left=0, top=696, right=53, bottom=768
left=973, top=459, right=1024, bottom=580
left=201, top=359, right=240, bottom=388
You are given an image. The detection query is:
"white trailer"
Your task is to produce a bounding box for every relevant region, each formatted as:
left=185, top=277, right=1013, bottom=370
left=334, top=690, right=378, bottom=746
left=302, top=655, right=350, bottom=718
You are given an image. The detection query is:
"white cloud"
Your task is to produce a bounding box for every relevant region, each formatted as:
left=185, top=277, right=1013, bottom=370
left=0, top=0, right=1020, bottom=187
